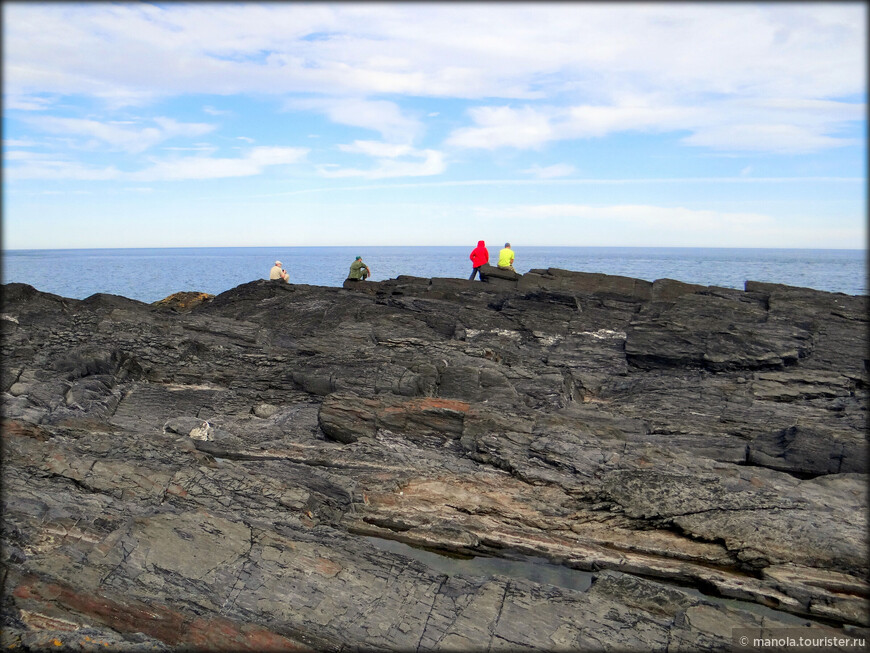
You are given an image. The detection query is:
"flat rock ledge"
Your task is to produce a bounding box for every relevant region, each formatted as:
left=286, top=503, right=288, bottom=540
left=2, top=269, right=868, bottom=651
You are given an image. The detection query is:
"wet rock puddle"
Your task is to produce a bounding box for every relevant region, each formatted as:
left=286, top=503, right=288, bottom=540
left=363, top=535, right=592, bottom=592
left=363, top=535, right=820, bottom=627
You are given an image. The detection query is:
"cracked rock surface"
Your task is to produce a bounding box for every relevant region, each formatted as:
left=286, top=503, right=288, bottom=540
left=2, top=271, right=868, bottom=651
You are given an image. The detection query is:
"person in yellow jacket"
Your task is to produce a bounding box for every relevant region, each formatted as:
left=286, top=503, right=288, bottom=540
left=497, top=243, right=515, bottom=272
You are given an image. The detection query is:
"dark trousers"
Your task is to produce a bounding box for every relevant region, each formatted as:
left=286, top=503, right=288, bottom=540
left=469, top=267, right=482, bottom=280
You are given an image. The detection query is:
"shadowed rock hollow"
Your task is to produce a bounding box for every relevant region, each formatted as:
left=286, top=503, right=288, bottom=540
left=2, top=268, right=868, bottom=651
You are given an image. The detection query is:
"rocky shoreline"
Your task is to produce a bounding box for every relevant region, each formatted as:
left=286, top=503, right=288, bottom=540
left=2, top=266, right=867, bottom=651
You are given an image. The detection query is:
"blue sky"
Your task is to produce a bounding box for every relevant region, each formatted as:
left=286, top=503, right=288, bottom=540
left=2, top=2, right=866, bottom=249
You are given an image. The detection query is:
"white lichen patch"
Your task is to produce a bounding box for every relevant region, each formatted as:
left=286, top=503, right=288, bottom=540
left=164, top=383, right=221, bottom=391
left=465, top=328, right=522, bottom=341
left=532, top=331, right=564, bottom=346
left=189, top=421, right=212, bottom=441
left=574, top=329, right=626, bottom=340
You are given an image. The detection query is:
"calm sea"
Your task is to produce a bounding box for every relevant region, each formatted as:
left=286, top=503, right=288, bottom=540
left=1, top=247, right=866, bottom=304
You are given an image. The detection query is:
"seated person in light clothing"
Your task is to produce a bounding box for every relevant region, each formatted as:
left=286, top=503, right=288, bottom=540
left=269, top=260, right=289, bottom=282
left=497, top=243, right=515, bottom=272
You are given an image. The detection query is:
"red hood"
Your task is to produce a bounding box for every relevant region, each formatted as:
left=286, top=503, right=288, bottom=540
left=470, top=241, right=489, bottom=266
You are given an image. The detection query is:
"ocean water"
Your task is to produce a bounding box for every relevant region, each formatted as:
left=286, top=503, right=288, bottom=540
left=1, top=246, right=866, bottom=304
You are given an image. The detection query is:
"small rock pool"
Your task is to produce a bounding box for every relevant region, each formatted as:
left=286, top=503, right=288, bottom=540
left=363, top=535, right=822, bottom=628
left=365, top=535, right=593, bottom=592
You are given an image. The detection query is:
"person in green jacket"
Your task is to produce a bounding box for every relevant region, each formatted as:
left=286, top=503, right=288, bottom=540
left=347, top=256, right=371, bottom=281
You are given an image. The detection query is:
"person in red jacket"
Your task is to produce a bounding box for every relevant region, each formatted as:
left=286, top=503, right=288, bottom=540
left=469, top=240, right=489, bottom=280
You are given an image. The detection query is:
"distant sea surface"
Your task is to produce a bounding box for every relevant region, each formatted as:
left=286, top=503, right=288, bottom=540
left=2, top=246, right=866, bottom=304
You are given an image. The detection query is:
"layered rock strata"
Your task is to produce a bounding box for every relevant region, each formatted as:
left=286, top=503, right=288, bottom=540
left=2, top=270, right=868, bottom=651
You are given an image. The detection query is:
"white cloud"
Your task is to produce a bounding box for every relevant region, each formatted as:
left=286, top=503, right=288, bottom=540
left=6, top=159, right=121, bottom=181
left=5, top=147, right=308, bottom=182
left=4, top=3, right=863, bottom=103
left=247, top=146, right=309, bottom=166
left=338, top=140, right=414, bottom=158
left=318, top=148, right=445, bottom=179
left=3, top=138, right=40, bottom=147
left=162, top=144, right=219, bottom=155
left=565, top=103, right=701, bottom=138
left=678, top=97, right=866, bottom=153
left=446, top=97, right=862, bottom=153
left=3, top=3, right=864, bottom=157
left=522, top=163, right=577, bottom=179
left=203, top=105, right=232, bottom=116
left=289, top=98, right=422, bottom=144
left=131, top=146, right=309, bottom=181
left=24, top=116, right=215, bottom=153
left=447, top=106, right=555, bottom=150
left=682, top=124, right=856, bottom=154
left=4, top=95, right=57, bottom=111
left=3, top=150, right=53, bottom=161
left=446, top=102, right=701, bottom=150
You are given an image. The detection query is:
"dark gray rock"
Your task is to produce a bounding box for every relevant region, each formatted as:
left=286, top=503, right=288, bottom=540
left=2, top=270, right=867, bottom=650
left=520, top=267, right=653, bottom=302
left=747, top=424, right=867, bottom=476
left=479, top=263, right=521, bottom=289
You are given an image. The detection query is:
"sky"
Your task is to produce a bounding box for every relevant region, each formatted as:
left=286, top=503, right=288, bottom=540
left=2, top=1, right=867, bottom=250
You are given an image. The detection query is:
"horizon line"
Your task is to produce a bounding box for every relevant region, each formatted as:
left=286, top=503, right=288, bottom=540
left=3, top=245, right=866, bottom=253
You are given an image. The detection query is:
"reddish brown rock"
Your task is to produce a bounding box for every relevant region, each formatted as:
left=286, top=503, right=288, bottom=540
left=151, top=291, right=214, bottom=312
